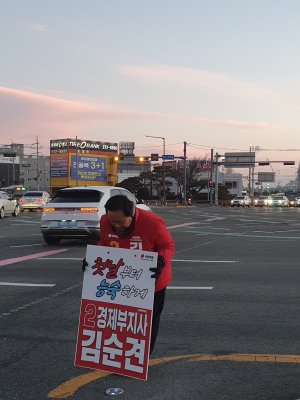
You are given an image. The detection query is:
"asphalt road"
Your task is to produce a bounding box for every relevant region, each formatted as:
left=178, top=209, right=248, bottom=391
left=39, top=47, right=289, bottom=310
left=2, top=205, right=300, bottom=400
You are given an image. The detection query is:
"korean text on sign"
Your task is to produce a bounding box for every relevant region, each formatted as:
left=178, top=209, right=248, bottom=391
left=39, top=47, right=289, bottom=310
left=75, top=245, right=157, bottom=380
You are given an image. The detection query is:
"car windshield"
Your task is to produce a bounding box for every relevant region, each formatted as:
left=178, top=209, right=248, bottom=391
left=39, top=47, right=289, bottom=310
left=273, top=196, right=284, bottom=200
left=235, top=197, right=245, bottom=199
left=23, top=192, right=44, bottom=197
left=50, top=189, right=104, bottom=203
left=258, top=197, right=268, bottom=199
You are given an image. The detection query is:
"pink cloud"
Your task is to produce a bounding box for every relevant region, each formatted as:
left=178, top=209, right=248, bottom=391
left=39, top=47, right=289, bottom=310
left=0, top=86, right=280, bottom=151
left=116, top=64, right=273, bottom=101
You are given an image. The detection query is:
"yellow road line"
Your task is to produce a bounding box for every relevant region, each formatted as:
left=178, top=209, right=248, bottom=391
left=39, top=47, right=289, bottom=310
left=47, top=353, right=300, bottom=398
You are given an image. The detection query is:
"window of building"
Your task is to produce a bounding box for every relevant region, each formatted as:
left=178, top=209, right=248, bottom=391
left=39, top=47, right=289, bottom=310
left=224, top=181, right=237, bottom=189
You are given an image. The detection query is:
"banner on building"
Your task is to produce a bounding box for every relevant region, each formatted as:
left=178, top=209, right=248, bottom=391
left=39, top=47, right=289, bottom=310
left=70, top=155, right=106, bottom=182
left=75, top=245, right=157, bottom=381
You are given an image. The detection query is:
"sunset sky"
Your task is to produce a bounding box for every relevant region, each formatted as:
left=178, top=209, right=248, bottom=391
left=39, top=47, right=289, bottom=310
left=1, top=1, right=300, bottom=184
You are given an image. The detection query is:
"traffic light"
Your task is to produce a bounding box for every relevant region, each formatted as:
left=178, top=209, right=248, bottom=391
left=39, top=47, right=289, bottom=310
left=258, top=162, right=269, bottom=166
left=136, top=156, right=147, bottom=163
left=112, top=155, right=124, bottom=162
left=209, top=180, right=212, bottom=187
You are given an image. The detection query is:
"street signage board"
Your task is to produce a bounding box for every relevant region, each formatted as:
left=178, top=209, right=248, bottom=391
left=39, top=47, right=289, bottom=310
left=162, top=155, right=174, bottom=160
left=75, top=245, right=156, bottom=381
left=224, top=152, right=255, bottom=168
left=258, top=172, right=275, bottom=182
left=151, top=153, right=159, bottom=161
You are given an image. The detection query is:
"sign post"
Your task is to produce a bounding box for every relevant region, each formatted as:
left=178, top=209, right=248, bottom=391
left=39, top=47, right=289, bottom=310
left=75, top=245, right=157, bottom=381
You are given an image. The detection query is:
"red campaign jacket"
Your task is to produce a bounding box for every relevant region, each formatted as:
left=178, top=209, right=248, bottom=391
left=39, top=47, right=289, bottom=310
left=98, top=208, right=175, bottom=292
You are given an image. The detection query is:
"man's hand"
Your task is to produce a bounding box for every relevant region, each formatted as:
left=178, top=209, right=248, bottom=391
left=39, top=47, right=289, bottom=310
left=150, top=256, right=165, bottom=280
left=82, top=258, right=88, bottom=272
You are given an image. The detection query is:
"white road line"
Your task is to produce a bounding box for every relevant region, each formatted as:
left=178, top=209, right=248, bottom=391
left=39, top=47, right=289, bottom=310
left=167, top=286, right=213, bottom=290
left=252, top=231, right=276, bottom=233
left=10, top=244, right=43, bottom=248
left=172, top=259, right=237, bottom=263
left=211, top=228, right=230, bottom=230
left=175, top=239, right=221, bottom=254
left=274, top=230, right=298, bottom=233
left=11, top=224, right=36, bottom=226
left=0, top=282, right=55, bottom=287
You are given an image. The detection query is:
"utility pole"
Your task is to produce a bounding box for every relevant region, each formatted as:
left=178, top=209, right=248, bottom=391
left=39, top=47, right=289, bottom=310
left=36, top=136, right=40, bottom=190
left=214, top=152, right=219, bottom=206
left=10, top=140, right=15, bottom=185
left=183, top=141, right=187, bottom=205
left=76, top=136, right=78, bottom=187
left=145, top=135, right=165, bottom=203
left=210, top=149, right=213, bottom=205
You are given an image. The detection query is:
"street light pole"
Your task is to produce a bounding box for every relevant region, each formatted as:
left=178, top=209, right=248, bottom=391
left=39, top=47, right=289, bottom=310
left=145, top=135, right=165, bottom=203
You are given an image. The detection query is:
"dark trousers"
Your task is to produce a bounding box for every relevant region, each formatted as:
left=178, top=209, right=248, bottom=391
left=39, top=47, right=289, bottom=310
left=150, top=288, right=166, bottom=355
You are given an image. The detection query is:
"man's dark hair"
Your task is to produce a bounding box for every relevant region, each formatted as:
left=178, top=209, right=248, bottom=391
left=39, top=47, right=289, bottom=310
left=105, top=195, right=135, bottom=217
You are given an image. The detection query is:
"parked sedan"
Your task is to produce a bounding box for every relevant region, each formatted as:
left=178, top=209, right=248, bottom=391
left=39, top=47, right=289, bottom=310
left=230, top=196, right=251, bottom=207
left=0, top=191, right=20, bottom=218
left=19, top=191, right=51, bottom=211
left=41, top=186, right=151, bottom=244
left=268, top=195, right=289, bottom=207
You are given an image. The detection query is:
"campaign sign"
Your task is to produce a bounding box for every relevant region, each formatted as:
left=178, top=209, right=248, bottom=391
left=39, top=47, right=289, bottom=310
left=70, top=155, right=106, bottom=182
left=75, top=245, right=157, bottom=381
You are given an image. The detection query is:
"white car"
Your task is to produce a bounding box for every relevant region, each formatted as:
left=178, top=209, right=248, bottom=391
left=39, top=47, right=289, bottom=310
left=0, top=191, right=20, bottom=218
left=230, top=196, right=251, bottom=207
left=268, top=195, right=289, bottom=207
left=19, top=191, right=51, bottom=211
left=41, top=186, right=152, bottom=244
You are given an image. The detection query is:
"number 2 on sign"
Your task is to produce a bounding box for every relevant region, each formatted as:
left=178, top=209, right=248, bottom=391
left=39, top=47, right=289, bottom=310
left=83, top=304, right=96, bottom=328
left=130, top=242, right=142, bottom=250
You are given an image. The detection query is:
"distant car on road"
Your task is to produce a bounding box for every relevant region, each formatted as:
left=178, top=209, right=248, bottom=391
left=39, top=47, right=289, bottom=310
left=41, top=186, right=152, bottom=244
left=19, top=191, right=51, bottom=211
left=254, top=196, right=270, bottom=207
left=268, top=195, right=289, bottom=207
left=230, top=196, right=251, bottom=207
left=0, top=191, right=19, bottom=218
left=294, top=197, right=300, bottom=207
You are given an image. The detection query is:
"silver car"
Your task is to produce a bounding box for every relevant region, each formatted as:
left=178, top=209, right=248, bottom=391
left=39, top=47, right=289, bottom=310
left=230, top=196, right=251, bottom=207
left=0, top=191, right=19, bottom=218
left=41, top=186, right=152, bottom=244
left=254, top=196, right=270, bottom=207
left=19, top=191, right=51, bottom=211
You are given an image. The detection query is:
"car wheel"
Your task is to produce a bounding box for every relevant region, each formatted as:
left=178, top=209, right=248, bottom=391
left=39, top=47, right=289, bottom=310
left=43, top=236, right=61, bottom=245
left=12, top=205, right=19, bottom=217
left=0, top=207, right=4, bottom=219
left=248, top=204, right=250, bottom=207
